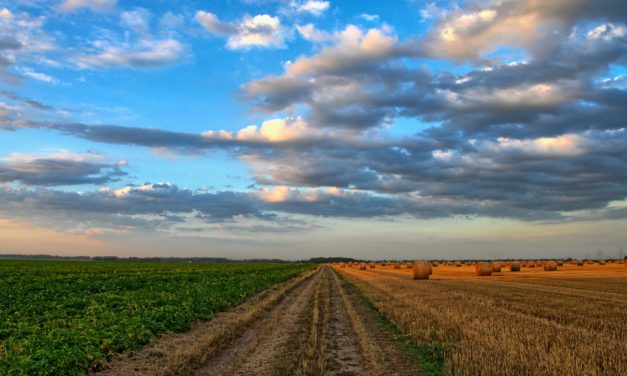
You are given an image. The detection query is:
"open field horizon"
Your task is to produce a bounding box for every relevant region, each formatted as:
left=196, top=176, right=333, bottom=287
left=2, top=0, right=627, bottom=374
left=1, top=258, right=625, bottom=375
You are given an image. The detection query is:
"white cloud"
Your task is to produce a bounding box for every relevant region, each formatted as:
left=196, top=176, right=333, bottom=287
left=59, top=0, right=116, bottom=12
left=587, top=23, right=626, bottom=41
left=20, top=67, right=59, bottom=84
left=196, top=11, right=285, bottom=49
left=0, top=8, right=13, bottom=20
left=74, top=39, right=184, bottom=69
left=491, top=135, right=584, bottom=157
left=72, top=9, right=185, bottom=69
left=202, top=117, right=317, bottom=143
left=195, top=11, right=236, bottom=35
left=287, top=25, right=396, bottom=75
left=296, top=23, right=331, bottom=42
left=290, top=1, right=330, bottom=17
left=359, top=14, right=379, bottom=22
left=120, top=9, right=151, bottom=36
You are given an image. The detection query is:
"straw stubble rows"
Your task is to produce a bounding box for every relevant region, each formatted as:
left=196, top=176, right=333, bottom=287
left=335, top=263, right=627, bottom=375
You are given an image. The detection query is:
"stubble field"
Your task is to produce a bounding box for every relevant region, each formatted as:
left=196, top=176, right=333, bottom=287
left=333, top=262, right=627, bottom=375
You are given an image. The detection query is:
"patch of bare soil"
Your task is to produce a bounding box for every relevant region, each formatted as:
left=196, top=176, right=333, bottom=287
left=194, top=266, right=322, bottom=375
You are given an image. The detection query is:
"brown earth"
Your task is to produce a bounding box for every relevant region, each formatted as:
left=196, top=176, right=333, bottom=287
left=98, top=266, right=420, bottom=376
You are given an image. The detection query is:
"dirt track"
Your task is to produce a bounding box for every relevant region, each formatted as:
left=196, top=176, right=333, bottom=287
left=99, top=266, right=420, bottom=376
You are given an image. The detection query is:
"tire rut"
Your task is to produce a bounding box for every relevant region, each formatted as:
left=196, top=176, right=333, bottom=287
left=327, top=268, right=370, bottom=376
left=194, top=267, right=323, bottom=376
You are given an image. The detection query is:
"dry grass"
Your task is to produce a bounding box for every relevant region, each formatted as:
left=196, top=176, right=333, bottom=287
left=293, top=270, right=330, bottom=376
left=334, top=263, right=627, bottom=375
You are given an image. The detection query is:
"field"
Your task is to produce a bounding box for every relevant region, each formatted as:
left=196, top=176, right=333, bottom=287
left=334, top=262, right=627, bottom=375
left=1, top=260, right=625, bottom=375
left=0, top=260, right=315, bottom=375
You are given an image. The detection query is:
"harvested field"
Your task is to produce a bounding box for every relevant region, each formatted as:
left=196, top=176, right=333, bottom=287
left=334, top=262, right=627, bottom=375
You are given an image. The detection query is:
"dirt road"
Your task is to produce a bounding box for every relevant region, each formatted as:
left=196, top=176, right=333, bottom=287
left=100, top=266, right=420, bottom=376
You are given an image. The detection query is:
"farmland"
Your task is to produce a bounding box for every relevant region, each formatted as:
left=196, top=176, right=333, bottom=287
left=1, top=260, right=625, bottom=376
left=0, top=260, right=315, bottom=375
left=334, top=262, right=627, bottom=375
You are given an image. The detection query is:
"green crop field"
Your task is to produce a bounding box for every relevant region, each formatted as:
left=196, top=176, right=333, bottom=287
left=0, top=260, right=315, bottom=375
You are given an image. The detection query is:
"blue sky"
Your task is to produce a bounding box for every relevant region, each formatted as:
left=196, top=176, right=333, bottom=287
left=0, top=0, right=626, bottom=259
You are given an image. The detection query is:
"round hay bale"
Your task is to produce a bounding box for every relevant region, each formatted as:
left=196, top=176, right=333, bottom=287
left=599, top=260, right=606, bottom=265
left=577, top=260, right=584, bottom=266
left=492, top=262, right=501, bottom=272
left=406, top=263, right=413, bottom=269
left=359, top=263, right=366, bottom=270
left=412, top=261, right=431, bottom=280
left=475, top=262, right=492, bottom=276
left=543, top=261, right=558, bottom=271
left=527, top=262, right=535, bottom=268
left=510, top=262, right=520, bottom=272
left=432, top=261, right=439, bottom=267
left=455, top=261, right=462, bottom=267
left=369, top=263, right=376, bottom=269
left=557, top=260, right=564, bottom=266
left=340, top=263, right=346, bottom=268
left=394, top=263, right=401, bottom=269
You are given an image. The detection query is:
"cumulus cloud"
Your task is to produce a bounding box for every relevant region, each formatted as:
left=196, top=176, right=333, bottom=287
left=243, top=24, right=403, bottom=128
left=196, top=11, right=286, bottom=49
left=420, top=0, right=627, bottom=62
left=2, top=0, right=627, bottom=229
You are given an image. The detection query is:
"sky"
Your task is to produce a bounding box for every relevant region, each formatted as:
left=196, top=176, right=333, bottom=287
left=0, top=0, right=626, bottom=260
